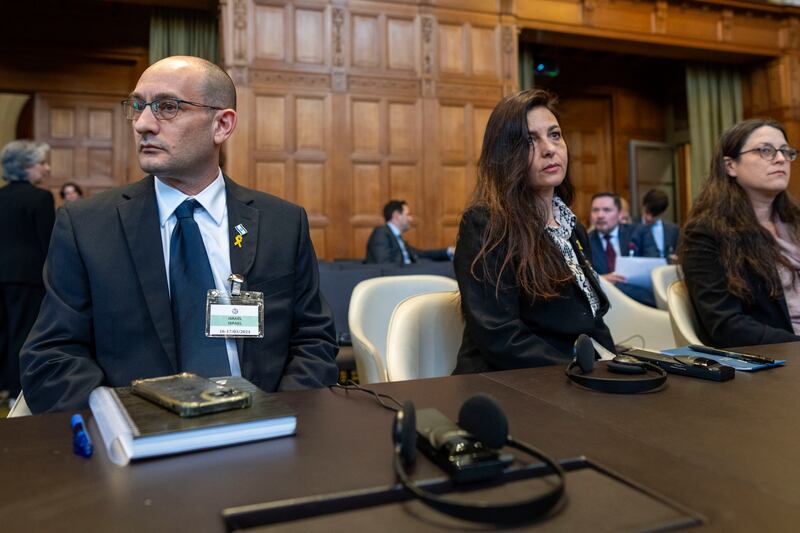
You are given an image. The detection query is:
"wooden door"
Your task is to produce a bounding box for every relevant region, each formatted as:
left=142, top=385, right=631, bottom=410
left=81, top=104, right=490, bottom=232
left=34, top=93, right=130, bottom=203
left=556, top=96, right=614, bottom=225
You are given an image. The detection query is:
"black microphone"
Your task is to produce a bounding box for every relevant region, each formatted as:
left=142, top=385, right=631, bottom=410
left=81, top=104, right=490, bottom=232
left=415, top=407, right=512, bottom=484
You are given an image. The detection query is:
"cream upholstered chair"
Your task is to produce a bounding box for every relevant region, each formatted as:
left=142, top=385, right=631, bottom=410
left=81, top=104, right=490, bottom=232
left=599, top=277, right=674, bottom=350
left=666, top=280, right=703, bottom=346
left=651, top=265, right=679, bottom=311
left=7, top=392, right=32, bottom=418
left=385, top=291, right=463, bottom=381
left=348, top=275, right=458, bottom=384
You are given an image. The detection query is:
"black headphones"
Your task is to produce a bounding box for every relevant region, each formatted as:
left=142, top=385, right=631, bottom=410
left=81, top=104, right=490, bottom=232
left=392, top=394, right=566, bottom=524
left=565, top=334, right=667, bottom=393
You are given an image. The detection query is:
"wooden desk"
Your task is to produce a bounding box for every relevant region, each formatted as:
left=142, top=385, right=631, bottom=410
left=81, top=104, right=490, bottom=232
left=1, top=344, right=798, bottom=532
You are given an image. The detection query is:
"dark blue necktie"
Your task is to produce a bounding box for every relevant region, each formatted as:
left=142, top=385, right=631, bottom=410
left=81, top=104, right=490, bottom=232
left=169, top=199, right=230, bottom=376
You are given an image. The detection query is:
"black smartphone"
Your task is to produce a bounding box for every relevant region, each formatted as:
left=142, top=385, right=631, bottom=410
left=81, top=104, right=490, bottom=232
left=415, top=408, right=513, bottom=484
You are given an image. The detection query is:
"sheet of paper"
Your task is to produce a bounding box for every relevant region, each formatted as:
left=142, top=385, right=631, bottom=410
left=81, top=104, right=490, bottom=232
left=614, top=256, right=667, bottom=289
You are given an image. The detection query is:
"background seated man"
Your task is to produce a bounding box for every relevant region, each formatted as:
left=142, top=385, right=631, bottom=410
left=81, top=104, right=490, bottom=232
left=641, top=188, right=679, bottom=260
left=20, top=56, right=338, bottom=413
left=588, top=192, right=660, bottom=307
left=365, top=199, right=454, bottom=264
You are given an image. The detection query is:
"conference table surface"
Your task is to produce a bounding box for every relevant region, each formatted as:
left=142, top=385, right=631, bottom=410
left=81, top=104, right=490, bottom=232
left=1, top=342, right=798, bottom=532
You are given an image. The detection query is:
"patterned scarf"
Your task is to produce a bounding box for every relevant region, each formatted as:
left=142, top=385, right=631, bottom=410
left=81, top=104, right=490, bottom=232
left=545, top=196, right=601, bottom=316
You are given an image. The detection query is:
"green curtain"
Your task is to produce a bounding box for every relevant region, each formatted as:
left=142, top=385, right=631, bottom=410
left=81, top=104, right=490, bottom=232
left=149, top=7, right=219, bottom=65
left=685, top=64, right=742, bottom=199
left=519, top=42, right=535, bottom=91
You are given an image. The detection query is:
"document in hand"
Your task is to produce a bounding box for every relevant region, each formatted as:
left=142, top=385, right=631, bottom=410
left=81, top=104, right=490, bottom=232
left=89, top=376, right=296, bottom=466
left=614, top=256, right=667, bottom=290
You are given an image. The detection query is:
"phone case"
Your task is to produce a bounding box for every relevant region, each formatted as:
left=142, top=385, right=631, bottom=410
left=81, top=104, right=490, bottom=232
left=131, top=373, right=252, bottom=417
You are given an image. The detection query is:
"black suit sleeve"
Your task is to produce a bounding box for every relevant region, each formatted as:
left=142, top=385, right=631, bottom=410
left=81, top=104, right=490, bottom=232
left=21, top=206, right=105, bottom=413
left=682, top=223, right=799, bottom=347
left=413, top=245, right=450, bottom=261
left=277, top=208, right=339, bottom=390
left=455, top=208, right=568, bottom=368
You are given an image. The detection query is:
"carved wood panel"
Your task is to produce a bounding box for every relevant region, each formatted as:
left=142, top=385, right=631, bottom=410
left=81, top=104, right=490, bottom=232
left=34, top=93, right=129, bottom=200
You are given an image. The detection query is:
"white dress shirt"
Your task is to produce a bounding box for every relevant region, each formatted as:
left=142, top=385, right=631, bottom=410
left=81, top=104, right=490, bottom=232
left=650, top=219, right=665, bottom=257
left=154, top=170, right=241, bottom=376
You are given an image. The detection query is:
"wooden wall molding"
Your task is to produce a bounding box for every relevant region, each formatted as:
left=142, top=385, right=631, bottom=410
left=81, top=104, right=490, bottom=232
left=518, top=0, right=800, bottom=57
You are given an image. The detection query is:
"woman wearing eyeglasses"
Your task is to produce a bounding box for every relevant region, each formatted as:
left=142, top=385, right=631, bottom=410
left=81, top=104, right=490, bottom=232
left=452, top=89, right=615, bottom=374
left=680, top=119, right=800, bottom=348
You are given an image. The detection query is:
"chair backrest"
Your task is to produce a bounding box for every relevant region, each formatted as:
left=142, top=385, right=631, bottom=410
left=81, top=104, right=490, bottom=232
left=599, top=277, right=674, bottom=350
left=651, top=265, right=679, bottom=311
left=666, top=280, right=703, bottom=346
left=7, top=392, right=31, bottom=418
left=348, top=275, right=458, bottom=383
left=386, top=291, right=463, bottom=381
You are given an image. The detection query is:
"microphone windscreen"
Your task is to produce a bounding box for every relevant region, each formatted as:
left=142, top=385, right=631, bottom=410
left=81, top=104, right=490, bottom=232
left=574, top=334, right=595, bottom=373
left=458, top=394, right=508, bottom=449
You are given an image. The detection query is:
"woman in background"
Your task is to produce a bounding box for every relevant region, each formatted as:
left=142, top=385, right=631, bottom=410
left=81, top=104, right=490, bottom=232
left=453, top=89, right=615, bottom=374
left=0, top=140, right=54, bottom=403
left=680, top=119, right=800, bottom=347
left=59, top=182, right=83, bottom=202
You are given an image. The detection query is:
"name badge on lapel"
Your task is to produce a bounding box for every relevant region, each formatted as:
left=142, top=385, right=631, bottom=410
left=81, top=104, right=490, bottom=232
left=205, top=274, right=264, bottom=338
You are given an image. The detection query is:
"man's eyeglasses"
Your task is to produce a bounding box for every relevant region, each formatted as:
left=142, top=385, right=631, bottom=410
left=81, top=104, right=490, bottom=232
left=121, top=98, right=222, bottom=121
left=738, top=145, right=798, bottom=162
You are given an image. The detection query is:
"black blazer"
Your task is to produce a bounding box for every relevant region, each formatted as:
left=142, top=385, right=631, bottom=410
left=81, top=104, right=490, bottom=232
left=682, top=222, right=800, bottom=348
left=0, top=181, right=55, bottom=284
left=21, top=176, right=339, bottom=413
left=364, top=224, right=449, bottom=264
left=453, top=207, right=615, bottom=374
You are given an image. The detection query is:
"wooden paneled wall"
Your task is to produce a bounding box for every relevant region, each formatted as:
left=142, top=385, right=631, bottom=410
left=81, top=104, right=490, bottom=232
left=0, top=1, right=149, bottom=203
left=220, top=0, right=800, bottom=258
left=220, top=0, right=515, bottom=259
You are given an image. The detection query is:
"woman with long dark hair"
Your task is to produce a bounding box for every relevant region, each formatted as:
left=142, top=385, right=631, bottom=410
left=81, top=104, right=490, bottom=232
left=453, top=89, right=615, bottom=374
left=680, top=119, right=800, bottom=348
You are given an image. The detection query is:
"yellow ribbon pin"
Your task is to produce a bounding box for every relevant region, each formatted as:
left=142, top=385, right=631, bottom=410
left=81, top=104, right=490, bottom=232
left=576, top=240, right=584, bottom=252
left=234, top=234, right=243, bottom=248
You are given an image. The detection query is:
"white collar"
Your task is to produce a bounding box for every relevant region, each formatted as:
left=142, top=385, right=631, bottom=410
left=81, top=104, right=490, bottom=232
left=387, top=222, right=402, bottom=237
left=603, top=225, right=620, bottom=239
left=155, top=169, right=226, bottom=227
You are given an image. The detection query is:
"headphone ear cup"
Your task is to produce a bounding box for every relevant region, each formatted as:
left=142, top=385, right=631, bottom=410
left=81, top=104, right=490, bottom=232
left=575, top=334, right=595, bottom=374
left=395, top=401, right=417, bottom=467
left=458, top=395, right=508, bottom=450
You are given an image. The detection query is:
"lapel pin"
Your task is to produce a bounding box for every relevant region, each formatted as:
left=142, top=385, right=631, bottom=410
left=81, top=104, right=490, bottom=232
left=234, top=224, right=247, bottom=248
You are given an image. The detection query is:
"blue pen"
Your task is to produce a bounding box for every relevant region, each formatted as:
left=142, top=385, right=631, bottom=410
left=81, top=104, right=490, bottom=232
left=71, top=413, right=93, bottom=458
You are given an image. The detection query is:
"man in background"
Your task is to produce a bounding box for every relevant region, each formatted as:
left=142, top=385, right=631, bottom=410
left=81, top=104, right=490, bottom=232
left=641, top=188, right=679, bottom=259
left=21, top=56, right=338, bottom=413
left=365, top=199, right=453, bottom=264
left=0, top=140, right=54, bottom=406
left=588, top=192, right=659, bottom=307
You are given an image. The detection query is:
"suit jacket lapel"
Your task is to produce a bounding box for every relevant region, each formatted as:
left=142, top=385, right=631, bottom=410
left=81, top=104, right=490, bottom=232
left=589, top=232, right=608, bottom=273
left=618, top=225, right=632, bottom=257
left=118, top=176, right=178, bottom=372
left=225, top=177, right=260, bottom=360
left=225, top=176, right=259, bottom=284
